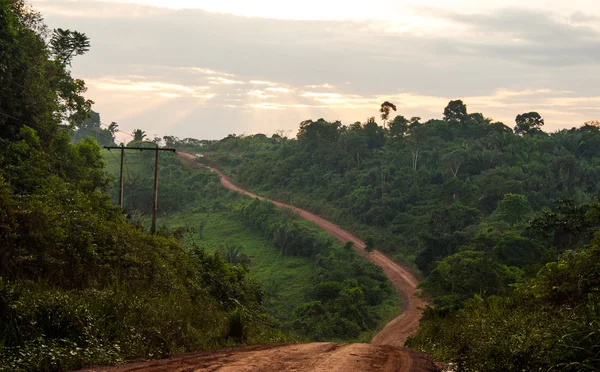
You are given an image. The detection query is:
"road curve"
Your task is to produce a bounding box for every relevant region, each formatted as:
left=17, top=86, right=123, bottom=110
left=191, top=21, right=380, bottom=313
left=77, top=154, right=436, bottom=372
left=179, top=152, right=426, bottom=347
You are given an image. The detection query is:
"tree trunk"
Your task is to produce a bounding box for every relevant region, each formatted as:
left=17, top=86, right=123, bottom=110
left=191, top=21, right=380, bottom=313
left=412, top=150, right=419, bottom=171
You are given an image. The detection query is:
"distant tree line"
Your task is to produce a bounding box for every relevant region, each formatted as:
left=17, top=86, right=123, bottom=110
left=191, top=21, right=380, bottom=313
left=193, top=99, right=600, bottom=370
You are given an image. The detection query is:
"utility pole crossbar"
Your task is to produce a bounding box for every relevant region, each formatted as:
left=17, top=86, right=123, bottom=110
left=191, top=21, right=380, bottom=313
left=104, top=146, right=177, bottom=152
left=104, top=145, right=177, bottom=234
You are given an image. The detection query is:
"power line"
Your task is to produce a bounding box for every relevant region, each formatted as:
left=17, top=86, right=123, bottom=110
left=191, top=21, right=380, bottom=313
left=106, top=145, right=121, bottom=164
left=169, top=152, right=206, bottom=242
left=104, top=145, right=176, bottom=234
left=123, top=150, right=133, bottom=189
left=172, top=154, right=195, bottom=241
left=98, top=122, right=135, bottom=138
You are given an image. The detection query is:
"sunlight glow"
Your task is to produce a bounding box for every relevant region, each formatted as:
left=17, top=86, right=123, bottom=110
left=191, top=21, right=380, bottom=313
left=207, top=77, right=246, bottom=85
left=88, top=72, right=600, bottom=131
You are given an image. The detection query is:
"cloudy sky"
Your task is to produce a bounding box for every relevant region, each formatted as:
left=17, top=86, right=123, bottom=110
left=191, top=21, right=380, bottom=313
left=32, top=0, right=600, bottom=140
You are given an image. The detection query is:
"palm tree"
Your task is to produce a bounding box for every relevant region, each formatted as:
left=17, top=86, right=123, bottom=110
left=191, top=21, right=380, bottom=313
left=107, top=122, right=118, bottom=134
left=219, top=242, right=251, bottom=266
left=132, top=129, right=146, bottom=141
left=106, top=122, right=118, bottom=143
left=379, top=101, right=397, bottom=129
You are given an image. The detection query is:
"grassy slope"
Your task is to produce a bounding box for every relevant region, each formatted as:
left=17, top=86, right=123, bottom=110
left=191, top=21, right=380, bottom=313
left=102, top=149, right=314, bottom=323
left=102, top=149, right=400, bottom=341
left=162, top=210, right=314, bottom=323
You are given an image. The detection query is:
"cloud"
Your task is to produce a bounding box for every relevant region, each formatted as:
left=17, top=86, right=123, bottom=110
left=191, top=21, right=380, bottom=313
left=440, top=9, right=600, bottom=66
left=88, top=77, right=211, bottom=97
left=569, top=11, right=600, bottom=24
left=249, top=80, right=278, bottom=86
left=207, top=77, right=246, bottom=85
left=248, top=103, right=285, bottom=110
left=34, top=0, right=600, bottom=139
left=33, top=0, right=169, bottom=18
left=305, top=84, right=335, bottom=89
left=247, top=90, right=275, bottom=99
left=265, top=87, right=292, bottom=93
left=177, top=67, right=236, bottom=77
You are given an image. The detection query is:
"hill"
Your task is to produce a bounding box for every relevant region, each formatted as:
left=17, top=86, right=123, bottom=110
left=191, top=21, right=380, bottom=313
left=180, top=104, right=600, bottom=370
left=100, top=148, right=401, bottom=343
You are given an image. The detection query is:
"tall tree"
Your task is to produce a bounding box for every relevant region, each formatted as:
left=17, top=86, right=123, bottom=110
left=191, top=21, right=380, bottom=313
left=442, top=148, right=467, bottom=178
left=132, top=129, right=147, bottom=141
left=73, top=110, right=115, bottom=145
left=379, top=101, right=397, bottom=129
left=107, top=122, right=118, bottom=134
left=496, top=193, right=530, bottom=226
left=107, top=122, right=118, bottom=142
left=388, top=115, right=409, bottom=139
left=363, top=117, right=385, bottom=150
left=79, top=110, right=101, bottom=129
left=514, top=112, right=544, bottom=135
left=0, top=4, right=92, bottom=140
left=443, top=100, right=468, bottom=123
left=297, top=119, right=341, bottom=149
left=50, top=28, right=90, bottom=66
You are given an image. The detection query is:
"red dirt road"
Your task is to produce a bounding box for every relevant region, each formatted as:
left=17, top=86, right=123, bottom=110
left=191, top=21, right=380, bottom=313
left=179, top=153, right=426, bottom=347
left=80, top=343, right=436, bottom=372
left=79, top=154, right=434, bottom=371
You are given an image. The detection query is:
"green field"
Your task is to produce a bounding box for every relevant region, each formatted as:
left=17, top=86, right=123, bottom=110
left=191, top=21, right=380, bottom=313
left=160, top=210, right=315, bottom=322
left=102, top=149, right=316, bottom=321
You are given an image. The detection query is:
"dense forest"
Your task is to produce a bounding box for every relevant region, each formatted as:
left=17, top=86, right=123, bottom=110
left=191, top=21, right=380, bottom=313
left=4, top=0, right=600, bottom=370
left=189, top=101, right=600, bottom=370
left=0, top=3, right=287, bottom=371
left=0, top=3, right=399, bottom=371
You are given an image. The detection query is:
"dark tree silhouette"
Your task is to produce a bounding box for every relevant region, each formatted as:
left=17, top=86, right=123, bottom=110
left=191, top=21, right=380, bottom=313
left=132, top=129, right=147, bottom=141
left=380, top=101, right=397, bottom=129
left=443, top=100, right=468, bottom=123
left=50, top=28, right=90, bottom=66
left=514, top=112, right=544, bottom=135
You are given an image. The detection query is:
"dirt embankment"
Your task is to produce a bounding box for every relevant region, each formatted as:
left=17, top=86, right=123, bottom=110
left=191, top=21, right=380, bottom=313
left=78, top=154, right=434, bottom=372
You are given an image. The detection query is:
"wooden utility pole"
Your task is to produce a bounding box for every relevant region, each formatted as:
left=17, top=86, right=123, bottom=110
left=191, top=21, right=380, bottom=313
left=118, top=143, right=125, bottom=208
left=104, top=145, right=176, bottom=234
left=152, top=147, right=159, bottom=235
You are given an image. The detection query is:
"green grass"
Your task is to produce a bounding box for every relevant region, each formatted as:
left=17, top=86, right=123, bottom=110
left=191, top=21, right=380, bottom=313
left=103, top=149, right=314, bottom=321
left=159, top=210, right=314, bottom=323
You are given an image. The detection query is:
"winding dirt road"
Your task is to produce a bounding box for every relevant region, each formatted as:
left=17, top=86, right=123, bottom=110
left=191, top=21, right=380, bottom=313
left=179, top=154, right=426, bottom=347
left=79, top=154, right=433, bottom=372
